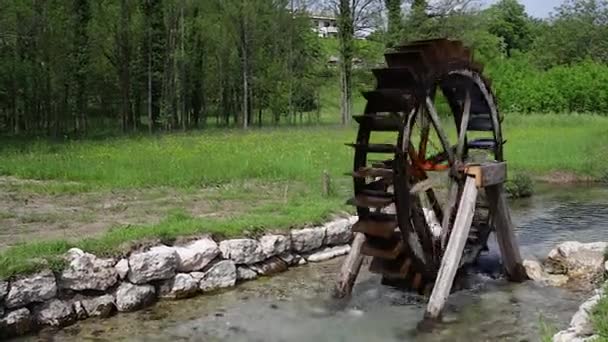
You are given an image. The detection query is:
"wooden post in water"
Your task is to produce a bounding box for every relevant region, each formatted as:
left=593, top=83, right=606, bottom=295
left=425, top=176, right=478, bottom=319
left=334, top=232, right=366, bottom=298
left=486, top=183, right=527, bottom=282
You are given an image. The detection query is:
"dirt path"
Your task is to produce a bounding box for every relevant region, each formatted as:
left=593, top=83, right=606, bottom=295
left=0, top=177, right=281, bottom=250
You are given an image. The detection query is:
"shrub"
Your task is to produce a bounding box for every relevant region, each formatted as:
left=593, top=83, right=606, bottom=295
left=506, top=173, right=534, bottom=198
left=487, top=57, right=608, bottom=114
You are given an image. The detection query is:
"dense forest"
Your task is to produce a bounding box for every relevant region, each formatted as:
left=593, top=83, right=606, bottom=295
left=0, top=0, right=607, bottom=137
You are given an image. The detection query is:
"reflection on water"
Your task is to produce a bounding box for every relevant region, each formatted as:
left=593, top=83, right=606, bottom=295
left=25, top=185, right=608, bottom=342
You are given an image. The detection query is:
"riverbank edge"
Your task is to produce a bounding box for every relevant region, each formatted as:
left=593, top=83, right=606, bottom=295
left=552, top=284, right=605, bottom=342
left=0, top=216, right=358, bottom=339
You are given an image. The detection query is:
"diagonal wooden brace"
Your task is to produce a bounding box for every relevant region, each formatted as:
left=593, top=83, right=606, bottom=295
left=425, top=176, right=478, bottom=320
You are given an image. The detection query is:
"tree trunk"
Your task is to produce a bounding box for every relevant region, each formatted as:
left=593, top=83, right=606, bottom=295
left=147, top=31, right=153, bottom=134
left=119, top=0, right=133, bottom=133
left=338, top=0, right=354, bottom=125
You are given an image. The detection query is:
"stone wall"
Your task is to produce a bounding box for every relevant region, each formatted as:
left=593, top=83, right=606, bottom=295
left=0, top=216, right=357, bottom=339
left=521, top=241, right=608, bottom=342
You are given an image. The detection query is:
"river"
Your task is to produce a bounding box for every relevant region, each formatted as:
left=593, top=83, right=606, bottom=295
left=24, top=184, right=608, bottom=342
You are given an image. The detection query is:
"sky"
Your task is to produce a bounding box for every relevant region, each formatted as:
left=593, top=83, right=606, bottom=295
left=483, top=0, right=565, bottom=18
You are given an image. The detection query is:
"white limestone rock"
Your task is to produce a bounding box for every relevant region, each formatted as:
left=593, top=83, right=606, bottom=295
left=81, top=295, right=115, bottom=318
left=158, top=274, right=198, bottom=299
left=570, top=294, right=601, bottom=336
left=5, top=270, right=57, bottom=309
left=236, top=266, right=258, bottom=281
left=0, top=308, right=33, bottom=338
left=250, top=257, right=288, bottom=276
left=219, top=239, right=265, bottom=265
left=72, top=301, right=87, bottom=320
left=545, top=274, right=569, bottom=287
left=60, top=248, right=118, bottom=291
left=115, top=282, right=156, bottom=312
left=128, top=246, right=178, bottom=284
left=115, top=259, right=130, bottom=280
left=523, top=259, right=569, bottom=287
left=553, top=330, right=584, bottom=342
left=524, top=259, right=544, bottom=281
left=174, top=238, right=220, bottom=272
left=260, top=235, right=291, bottom=258
left=197, top=260, right=237, bottom=292
left=291, top=227, right=326, bottom=253
left=324, top=218, right=353, bottom=246
left=35, top=299, right=75, bottom=327
left=306, top=245, right=351, bottom=263
left=546, top=241, right=608, bottom=280
left=278, top=252, right=303, bottom=266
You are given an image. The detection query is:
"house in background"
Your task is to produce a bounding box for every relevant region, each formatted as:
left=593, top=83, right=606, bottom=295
left=309, top=14, right=374, bottom=40
left=310, top=14, right=338, bottom=38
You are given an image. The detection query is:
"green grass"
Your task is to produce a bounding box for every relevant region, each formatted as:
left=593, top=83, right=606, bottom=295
left=539, top=315, right=557, bottom=342
left=1, top=114, right=606, bottom=189
left=0, top=197, right=348, bottom=278
left=0, top=113, right=607, bottom=278
left=0, top=126, right=356, bottom=190
left=502, top=114, right=608, bottom=178
left=593, top=282, right=608, bottom=341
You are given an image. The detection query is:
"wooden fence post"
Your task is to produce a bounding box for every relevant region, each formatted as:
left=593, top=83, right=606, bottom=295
left=322, top=170, right=332, bottom=197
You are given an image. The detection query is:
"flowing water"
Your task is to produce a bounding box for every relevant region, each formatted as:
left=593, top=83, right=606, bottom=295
left=26, top=185, right=608, bottom=342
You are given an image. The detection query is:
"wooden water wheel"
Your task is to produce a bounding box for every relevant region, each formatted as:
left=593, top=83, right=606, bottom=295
left=336, top=39, right=526, bottom=317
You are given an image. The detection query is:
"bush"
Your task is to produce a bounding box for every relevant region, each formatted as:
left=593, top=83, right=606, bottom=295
left=487, top=57, right=608, bottom=114
left=506, top=173, right=534, bottom=198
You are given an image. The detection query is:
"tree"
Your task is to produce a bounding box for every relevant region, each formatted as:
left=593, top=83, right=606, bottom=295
left=71, top=0, right=91, bottom=134
left=384, top=0, right=403, bottom=47
left=532, top=0, right=608, bottom=66
left=486, top=0, right=532, bottom=56
left=0, top=0, right=355, bottom=135
left=330, top=0, right=381, bottom=125
left=141, top=0, right=165, bottom=132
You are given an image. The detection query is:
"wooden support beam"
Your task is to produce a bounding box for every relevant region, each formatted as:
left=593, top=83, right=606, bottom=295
left=334, top=232, right=367, bottom=298
left=425, top=176, right=478, bottom=320
left=465, top=162, right=507, bottom=188
left=486, top=183, right=527, bottom=282
left=440, top=182, right=459, bottom=249
left=440, top=90, right=471, bottom=250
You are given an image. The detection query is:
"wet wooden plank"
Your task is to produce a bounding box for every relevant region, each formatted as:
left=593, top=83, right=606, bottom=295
left=369, top=256, right=412, bottom=279
left=486, top=183, right=527, bottom=282
left=347, top=195, right=393, bottom=209
left=334, top=233, right=367, bottom=299
left=351, top=167, right=394, bottom=180
left=361, top=235, right=403, bottom=260
left=352, top=219, right=397, bottom=239
left=426, top=176, right=478, bottom=320
left=465, top=162, right=507, bottom=188
left=346, top=143, right=396, bottom=154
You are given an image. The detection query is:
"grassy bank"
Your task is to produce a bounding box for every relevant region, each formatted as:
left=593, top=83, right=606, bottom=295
left=0, top=114, right=607, bottom=278
left=2, top=114, right=607, bottom=189
left=593, top=288, right=608, bottom=341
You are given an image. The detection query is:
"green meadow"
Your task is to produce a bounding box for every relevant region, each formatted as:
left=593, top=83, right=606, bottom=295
left=0, top=113, right=607, bottom=278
